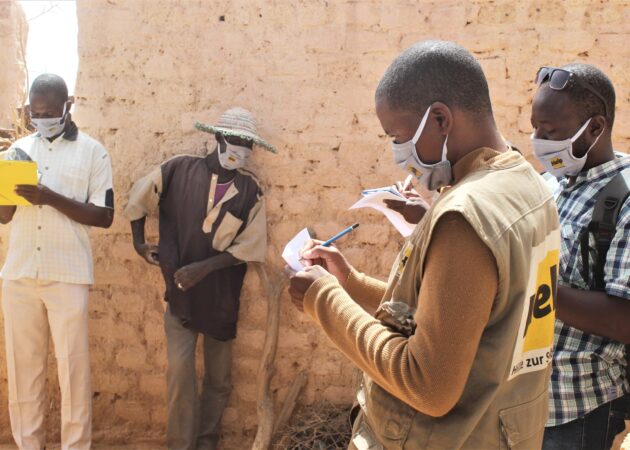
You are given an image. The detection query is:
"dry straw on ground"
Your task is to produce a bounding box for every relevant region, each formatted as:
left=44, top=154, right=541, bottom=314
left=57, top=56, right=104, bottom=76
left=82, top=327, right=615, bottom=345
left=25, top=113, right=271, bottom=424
left=272, top=402, right=352, bottom=450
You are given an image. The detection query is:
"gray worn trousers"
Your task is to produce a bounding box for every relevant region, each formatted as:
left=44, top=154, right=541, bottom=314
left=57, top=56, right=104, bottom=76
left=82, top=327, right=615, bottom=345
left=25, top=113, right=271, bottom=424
left=164, top=306, right=233, bottom=450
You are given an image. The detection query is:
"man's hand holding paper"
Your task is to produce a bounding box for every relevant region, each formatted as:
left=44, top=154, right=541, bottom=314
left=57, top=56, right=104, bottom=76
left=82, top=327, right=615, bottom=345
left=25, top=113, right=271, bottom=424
left=384, top=196, right=430, bottom=225
left=287, top=265, right=329, bottom=312
left=288, top=239, right=354, bottom=310
left=14, top=183, right=55, bottom=206
left=384, top=178, right=431, bottom=225
left=350, top=185, right=418, bottom=236
left=0, top=160, right=39, bottom=206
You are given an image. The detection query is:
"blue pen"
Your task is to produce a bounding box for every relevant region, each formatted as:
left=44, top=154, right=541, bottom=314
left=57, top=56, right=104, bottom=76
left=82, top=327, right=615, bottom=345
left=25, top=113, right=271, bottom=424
left=321, top=223, right=360, bottom=247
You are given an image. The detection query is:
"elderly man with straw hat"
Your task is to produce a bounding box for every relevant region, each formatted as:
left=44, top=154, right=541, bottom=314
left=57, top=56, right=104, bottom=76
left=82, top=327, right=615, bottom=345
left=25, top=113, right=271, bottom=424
left=124, top=107, right=274, bottom=450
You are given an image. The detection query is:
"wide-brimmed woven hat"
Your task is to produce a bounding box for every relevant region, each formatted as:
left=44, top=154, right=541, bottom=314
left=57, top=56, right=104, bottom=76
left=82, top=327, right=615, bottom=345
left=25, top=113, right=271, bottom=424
left=195, top=107, right=277, bottom=153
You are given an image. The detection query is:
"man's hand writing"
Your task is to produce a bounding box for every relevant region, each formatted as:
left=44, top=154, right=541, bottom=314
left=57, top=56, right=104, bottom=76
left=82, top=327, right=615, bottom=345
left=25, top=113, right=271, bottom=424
left=299, top=239, right=353, bottom=286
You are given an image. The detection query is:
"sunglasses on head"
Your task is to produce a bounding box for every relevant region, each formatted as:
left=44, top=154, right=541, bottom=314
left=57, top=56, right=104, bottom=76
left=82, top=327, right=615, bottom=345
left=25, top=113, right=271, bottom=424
left=535, top=66, right=609, bottom=119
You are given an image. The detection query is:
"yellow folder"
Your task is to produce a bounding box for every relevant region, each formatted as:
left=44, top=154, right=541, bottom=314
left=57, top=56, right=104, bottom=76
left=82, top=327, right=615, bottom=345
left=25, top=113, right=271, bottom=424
left=0, top=161, right=38, bottom=206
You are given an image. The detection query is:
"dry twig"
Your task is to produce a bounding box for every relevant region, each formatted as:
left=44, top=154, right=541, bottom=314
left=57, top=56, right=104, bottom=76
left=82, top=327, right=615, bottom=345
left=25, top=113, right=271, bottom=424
left=251, top=263, right=287, bottom=450
left=273, top=371, right=307, bottom=436
left=272, top=402, right=352, bottom=450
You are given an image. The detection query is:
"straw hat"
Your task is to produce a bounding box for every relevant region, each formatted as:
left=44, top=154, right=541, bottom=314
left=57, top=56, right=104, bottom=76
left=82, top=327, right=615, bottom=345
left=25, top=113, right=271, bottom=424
left=195, top=107, right=277, bottom=153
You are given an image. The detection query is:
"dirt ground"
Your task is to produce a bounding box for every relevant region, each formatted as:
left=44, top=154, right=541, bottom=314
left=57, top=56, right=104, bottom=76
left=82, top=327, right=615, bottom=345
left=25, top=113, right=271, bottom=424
left=0, top=422, right=626, bottom=450
left=0, top=445, right=162, bottom=450
left=0, top=423, right=627, bottom=450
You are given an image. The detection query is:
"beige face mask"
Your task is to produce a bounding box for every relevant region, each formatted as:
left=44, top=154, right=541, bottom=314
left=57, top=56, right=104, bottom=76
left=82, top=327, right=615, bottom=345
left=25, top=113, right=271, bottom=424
left=31, top=103, right=68, bottom=138
left=216, top=134, right=251, bottom=170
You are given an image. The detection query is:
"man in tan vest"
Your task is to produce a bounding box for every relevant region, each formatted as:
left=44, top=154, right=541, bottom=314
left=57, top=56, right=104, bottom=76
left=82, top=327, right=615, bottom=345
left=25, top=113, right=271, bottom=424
left=289, top=41, right=561, bottom=449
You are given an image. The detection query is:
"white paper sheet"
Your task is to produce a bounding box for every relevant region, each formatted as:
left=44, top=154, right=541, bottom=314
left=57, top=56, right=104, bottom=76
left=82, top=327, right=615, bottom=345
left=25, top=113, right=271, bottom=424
left=282, top=228, right=312, bottom=272
left=361, top=185, right=403, bottom=197
left=350, top=191, right=416, bottom=237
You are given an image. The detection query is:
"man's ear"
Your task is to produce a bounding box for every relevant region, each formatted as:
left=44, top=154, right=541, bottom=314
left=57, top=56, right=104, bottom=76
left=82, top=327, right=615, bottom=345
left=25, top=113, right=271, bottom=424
left=430, top=102, right=453, bottom=136
left=587, top=115, right=607, bottom=139
left=65, top=97, right=74, bottom=114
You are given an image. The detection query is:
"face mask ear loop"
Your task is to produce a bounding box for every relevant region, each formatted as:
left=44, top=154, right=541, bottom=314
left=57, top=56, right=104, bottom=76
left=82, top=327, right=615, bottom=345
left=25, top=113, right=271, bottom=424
left=60, top=102, right=68, bottom=124
left=581, top=124, right=605, bottom=159
left=411, top=106, right=432, bottom=145
left=441, top=134, right=449, bottom=161
left=570, top=118, right=592, bottom=144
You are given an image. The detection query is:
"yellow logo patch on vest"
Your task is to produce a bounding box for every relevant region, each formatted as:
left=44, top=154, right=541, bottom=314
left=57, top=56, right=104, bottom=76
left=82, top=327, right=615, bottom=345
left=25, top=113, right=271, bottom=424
left=508, top=239, right=559, bottom=380
left=396, top=242, right=414, bottom=277
left=550, top=157, right=565, bottom=169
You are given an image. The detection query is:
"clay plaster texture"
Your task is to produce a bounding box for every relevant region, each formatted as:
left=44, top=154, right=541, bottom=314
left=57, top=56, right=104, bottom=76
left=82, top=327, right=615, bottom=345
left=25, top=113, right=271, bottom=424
left=0, top=0, right=26, bottom=129
left=0, top=0, right=628, bottom=447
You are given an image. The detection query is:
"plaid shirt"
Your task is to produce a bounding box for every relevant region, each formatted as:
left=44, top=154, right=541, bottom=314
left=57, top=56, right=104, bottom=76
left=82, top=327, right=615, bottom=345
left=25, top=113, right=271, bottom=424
left=546, top=154, right=630, bottom=426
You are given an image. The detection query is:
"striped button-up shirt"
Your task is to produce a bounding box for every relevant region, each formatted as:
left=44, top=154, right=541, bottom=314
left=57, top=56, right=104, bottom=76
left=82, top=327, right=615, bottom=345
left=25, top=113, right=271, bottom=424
left=546, top=154, right=630, bottom=426
left=1, top=127, right=113, bottom=285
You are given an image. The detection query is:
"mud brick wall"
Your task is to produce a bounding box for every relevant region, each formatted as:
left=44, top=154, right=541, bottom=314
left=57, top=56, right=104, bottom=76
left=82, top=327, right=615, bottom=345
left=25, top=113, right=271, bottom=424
left=0, top=0, right=628, bottom=447
left=0, top=0, right=26, bottom=129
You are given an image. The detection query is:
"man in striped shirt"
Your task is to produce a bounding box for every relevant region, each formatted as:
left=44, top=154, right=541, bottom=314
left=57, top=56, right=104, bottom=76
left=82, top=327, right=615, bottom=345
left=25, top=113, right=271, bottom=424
left=0, top=74, right=114, bottom=449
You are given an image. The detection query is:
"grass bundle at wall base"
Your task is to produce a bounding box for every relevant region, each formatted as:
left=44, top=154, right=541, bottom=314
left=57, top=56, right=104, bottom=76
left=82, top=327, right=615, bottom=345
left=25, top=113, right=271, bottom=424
left=272, top=402, right=352, bottom=450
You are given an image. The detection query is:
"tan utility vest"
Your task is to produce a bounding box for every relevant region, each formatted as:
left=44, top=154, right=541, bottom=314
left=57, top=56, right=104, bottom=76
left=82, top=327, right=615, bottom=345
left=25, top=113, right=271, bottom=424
left=352, top=151, right=561, bottom=450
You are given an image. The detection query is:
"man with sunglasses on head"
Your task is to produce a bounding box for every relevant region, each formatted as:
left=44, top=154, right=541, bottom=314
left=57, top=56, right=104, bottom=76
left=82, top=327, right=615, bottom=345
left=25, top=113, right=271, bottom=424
left=531, top=64, right=630, bottom=450
left=124, top=107, right=272, bottom=450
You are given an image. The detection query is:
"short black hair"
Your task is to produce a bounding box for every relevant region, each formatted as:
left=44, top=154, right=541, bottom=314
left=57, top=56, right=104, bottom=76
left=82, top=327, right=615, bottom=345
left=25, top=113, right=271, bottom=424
left=559, top=63, right=616, bottom=127
left=29, top=73, right=68, bottom=105
left=376, top=40, right=493, bottom=118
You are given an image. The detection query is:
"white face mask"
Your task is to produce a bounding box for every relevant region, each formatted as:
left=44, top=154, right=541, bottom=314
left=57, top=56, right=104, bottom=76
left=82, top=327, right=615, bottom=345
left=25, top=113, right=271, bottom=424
left=217, top=135, right=251, bottom=170
left=531, top=118, right=604, bottom=178
left=390, top=106, right=452, bottom=191
left=30, top=103, right=67, bottom=138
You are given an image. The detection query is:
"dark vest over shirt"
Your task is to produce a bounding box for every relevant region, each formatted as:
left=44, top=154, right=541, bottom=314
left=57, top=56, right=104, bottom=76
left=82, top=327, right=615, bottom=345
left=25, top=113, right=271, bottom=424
left=158, top=155, right=261, bottom=340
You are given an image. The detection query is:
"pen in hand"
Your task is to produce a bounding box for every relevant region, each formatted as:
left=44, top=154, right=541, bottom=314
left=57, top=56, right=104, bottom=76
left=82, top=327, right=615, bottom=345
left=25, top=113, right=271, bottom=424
left=321, top=223, right=360, bottom=247
left=298, top=223, right=360, bottom=265
left=395, top=174, right=413, bottom=195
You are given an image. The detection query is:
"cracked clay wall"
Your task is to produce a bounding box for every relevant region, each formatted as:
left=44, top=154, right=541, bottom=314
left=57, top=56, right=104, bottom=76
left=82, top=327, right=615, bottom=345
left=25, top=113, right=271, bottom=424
left=0, top=0, right=26, bottom=129
left=0, top=0, right=628, bottom=447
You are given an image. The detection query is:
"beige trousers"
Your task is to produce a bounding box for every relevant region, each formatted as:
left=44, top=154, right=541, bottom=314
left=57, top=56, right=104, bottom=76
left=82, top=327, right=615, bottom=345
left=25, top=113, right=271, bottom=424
left=1, top=278, right=92, bottom=450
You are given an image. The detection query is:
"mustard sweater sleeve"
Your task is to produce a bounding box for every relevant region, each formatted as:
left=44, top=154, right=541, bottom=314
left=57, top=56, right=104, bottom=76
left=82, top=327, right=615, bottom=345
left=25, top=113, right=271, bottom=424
left=344, top=268, right=388, bottom=314
left=303, top=212, right=497, bottom=417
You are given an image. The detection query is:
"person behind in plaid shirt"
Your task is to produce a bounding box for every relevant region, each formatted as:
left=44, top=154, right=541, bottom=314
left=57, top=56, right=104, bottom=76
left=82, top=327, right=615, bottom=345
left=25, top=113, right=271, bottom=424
left=531, top=64, right=630, bottom=449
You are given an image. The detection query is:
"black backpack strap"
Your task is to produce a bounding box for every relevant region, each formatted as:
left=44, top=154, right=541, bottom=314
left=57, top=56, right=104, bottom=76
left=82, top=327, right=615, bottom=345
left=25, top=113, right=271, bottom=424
left=581, top=167, right=630, bottom=394
left=583, top=168, right=630, bottom=290
left=580, top=227, right=592, bottom=286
